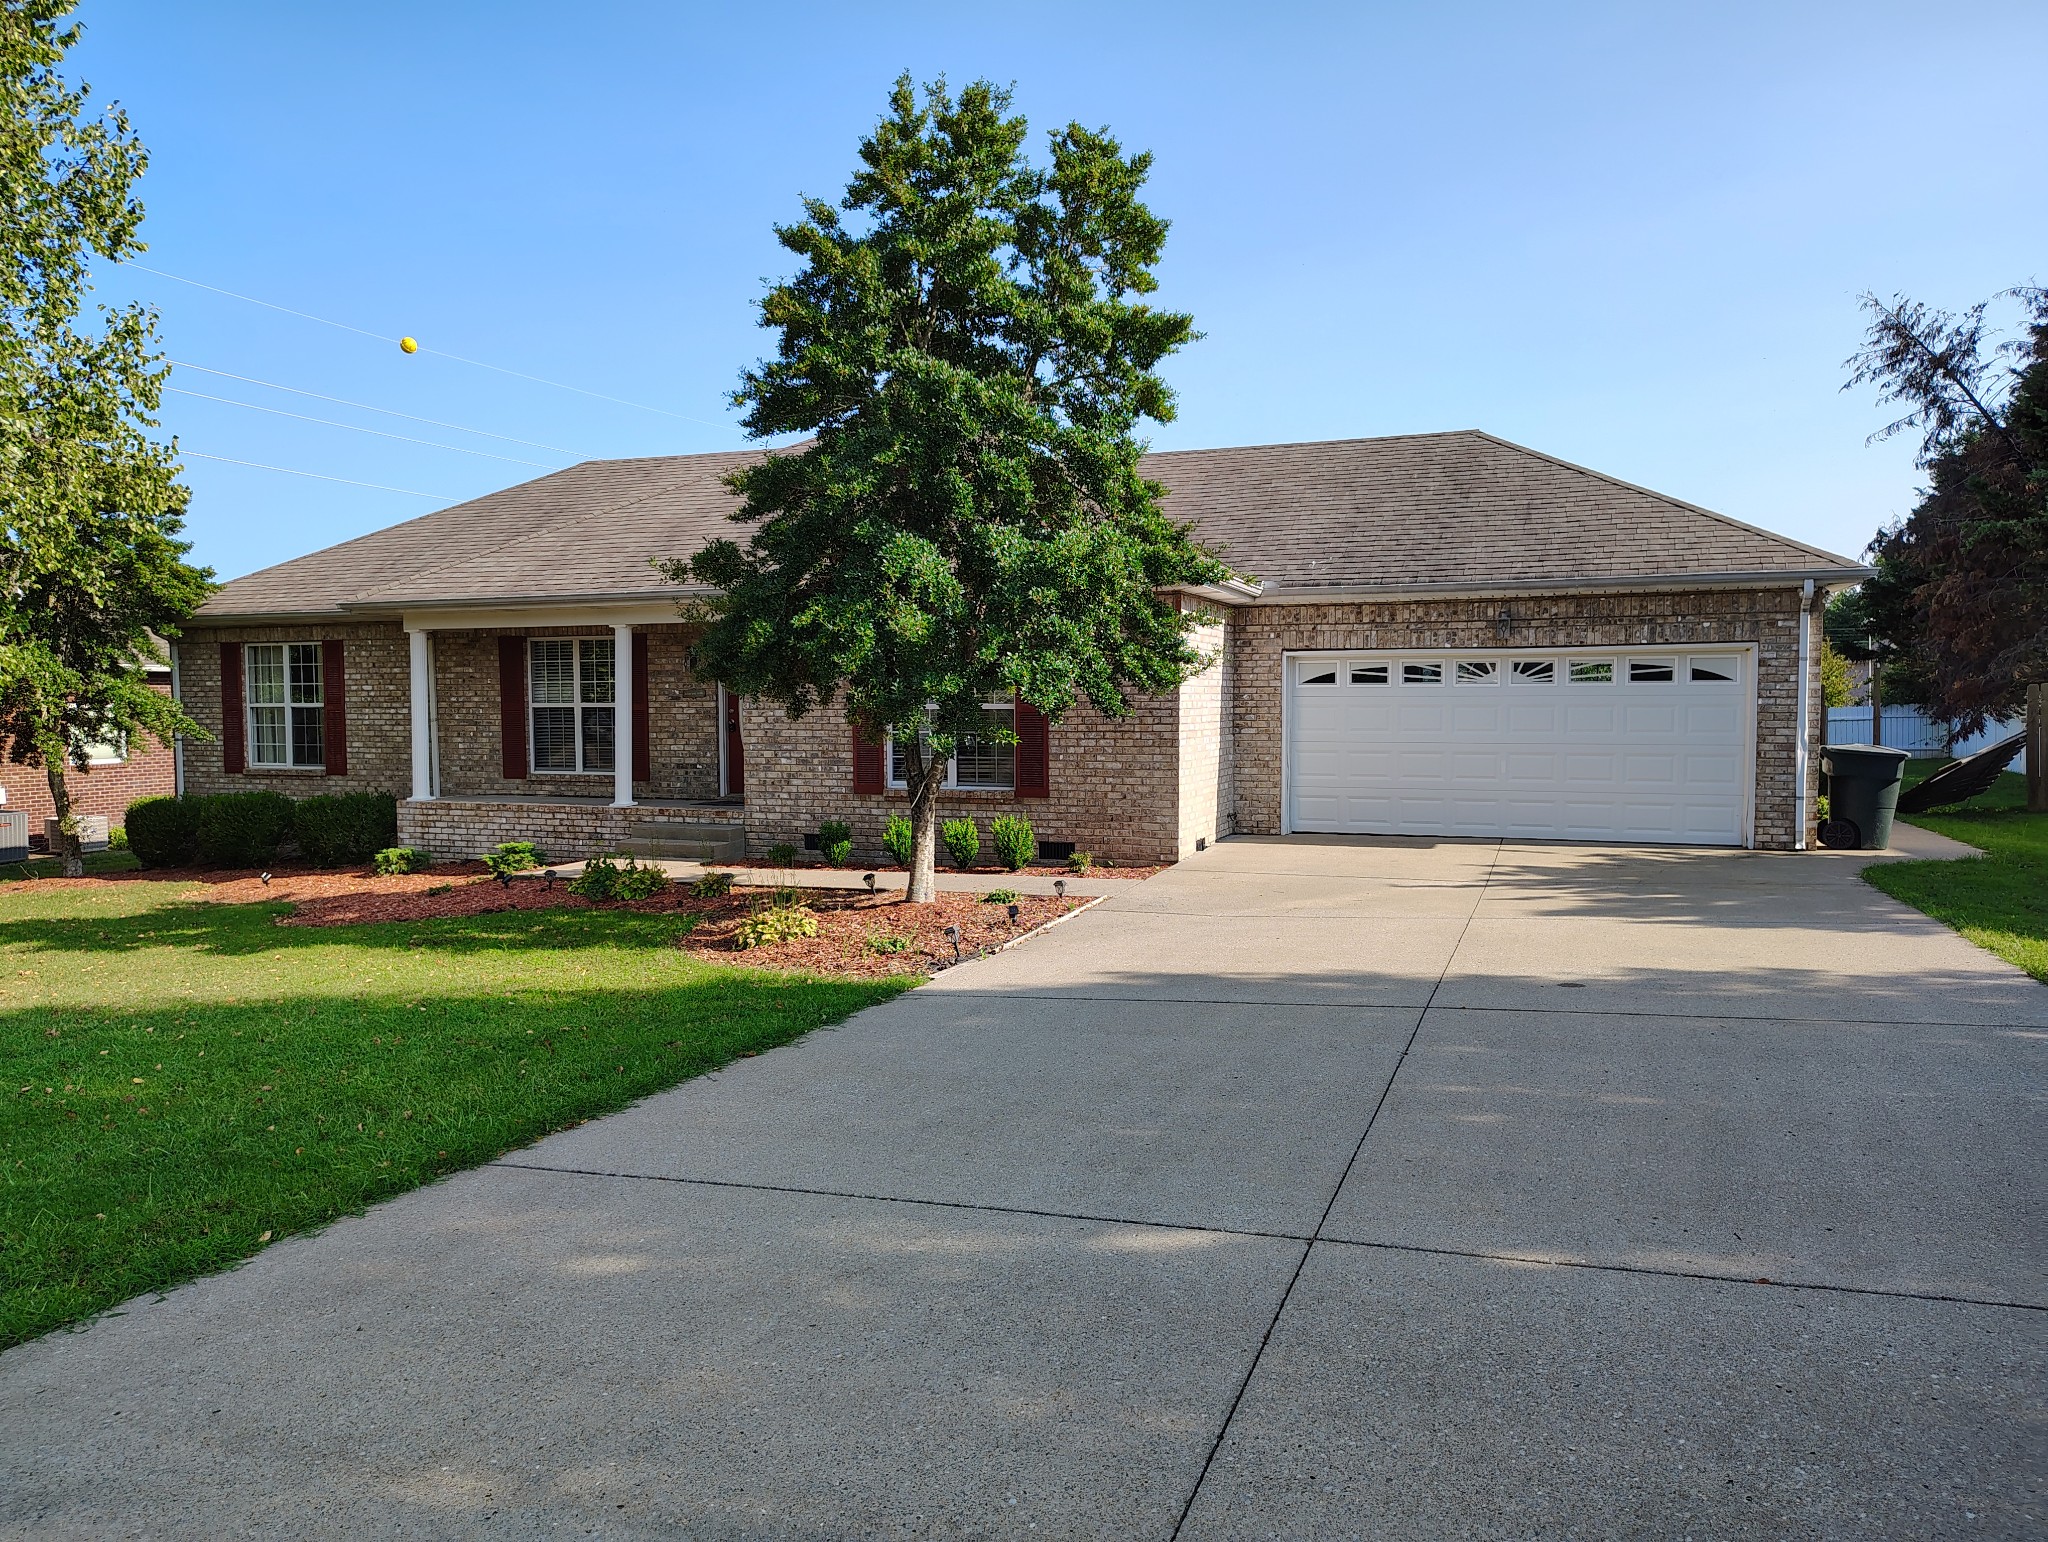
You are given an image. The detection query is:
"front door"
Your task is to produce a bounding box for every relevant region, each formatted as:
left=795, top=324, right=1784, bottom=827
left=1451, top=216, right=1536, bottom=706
left=721, top=686, right=745, bottom=797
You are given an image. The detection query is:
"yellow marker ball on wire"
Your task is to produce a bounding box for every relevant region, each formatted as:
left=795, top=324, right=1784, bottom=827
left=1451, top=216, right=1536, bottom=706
left=398, top=336, right=418, bottom=354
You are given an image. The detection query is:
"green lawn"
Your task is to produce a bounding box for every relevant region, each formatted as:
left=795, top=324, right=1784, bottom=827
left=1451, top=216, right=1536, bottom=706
left=1, top=880, right=910, bottom=1348
left=1864, top=762, right=2047, bottom=983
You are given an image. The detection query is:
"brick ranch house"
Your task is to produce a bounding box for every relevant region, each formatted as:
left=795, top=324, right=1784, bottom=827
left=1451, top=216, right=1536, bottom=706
left=176, top=431, right=1867, bottom=864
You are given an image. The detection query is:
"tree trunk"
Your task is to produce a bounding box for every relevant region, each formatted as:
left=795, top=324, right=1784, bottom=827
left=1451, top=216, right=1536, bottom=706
left=2029, top=683, right=2045, bottom=815
left=905, top=757, right=946, bottom=904
left=46, top=763, right=83, bottom=878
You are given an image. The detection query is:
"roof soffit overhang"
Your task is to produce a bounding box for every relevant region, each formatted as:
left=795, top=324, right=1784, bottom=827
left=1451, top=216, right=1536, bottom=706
left=1246, top=567, right=1871, bottom=605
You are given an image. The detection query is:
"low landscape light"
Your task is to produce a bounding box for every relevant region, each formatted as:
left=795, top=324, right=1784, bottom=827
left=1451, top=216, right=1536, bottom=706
left=259, top=872, right=271, bottom=886
left=863, top=872, right=876, bottom=894
left=543, top=868, right=557, bottom=890
left=1053, top=878, right=1065, bottom=899
left=1006, top=903, right=1020, bottom=925
left=944, top=923, right=961, bottom=963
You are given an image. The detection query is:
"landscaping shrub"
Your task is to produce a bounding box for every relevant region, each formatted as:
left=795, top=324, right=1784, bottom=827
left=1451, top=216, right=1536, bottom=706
left=942, top=817, right=980, bottom=870
left=1066, top=850, right=1094, bottom=874
left=882, top=814, right=914, bottom=866
left=690, top=870, right=734, bottom=898
left=866, top=930, right=912, bottom=955
left=768, top=841, right=799, bottom=867
left=735, top=903, right=818, bottom=949
left=817, top=819, right=853, bottom=867
left=569, top=853, right=668, bottom=902
left=293, top=792, right=398, bottom=865
left=990, top=813, right=1036, bottom=871
left=482, top=841, right=543, bottom=879
left=124, top=795, right=199, bottom=868
left=193, top=791, right=296, bottom=868
left=980, top=887, right=1021, bottom=905
left=373, top=846, right=431, bottom=876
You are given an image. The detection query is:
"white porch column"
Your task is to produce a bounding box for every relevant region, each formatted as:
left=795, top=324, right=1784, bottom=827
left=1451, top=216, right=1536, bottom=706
left=612, top=624, right=635, bottom=808
left=407, top=628, right=434, bottom=801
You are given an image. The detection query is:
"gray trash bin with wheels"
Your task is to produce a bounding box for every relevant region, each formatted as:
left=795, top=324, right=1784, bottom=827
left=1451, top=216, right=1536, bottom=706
left=1819, top=744, right=1912, bottom=850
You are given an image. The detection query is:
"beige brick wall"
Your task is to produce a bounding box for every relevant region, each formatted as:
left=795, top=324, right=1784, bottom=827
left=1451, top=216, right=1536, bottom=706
left=398, top=798, right=737, bottom=862
left=739, top=689, right=1187, bottom=866
left=177, top=620, right=412, bottom=797
left=1227, top=587, right=1816, bottom=850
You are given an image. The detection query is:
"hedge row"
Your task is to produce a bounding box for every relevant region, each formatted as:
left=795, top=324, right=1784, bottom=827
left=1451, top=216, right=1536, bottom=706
left=125, top=791, right=398, bottom=869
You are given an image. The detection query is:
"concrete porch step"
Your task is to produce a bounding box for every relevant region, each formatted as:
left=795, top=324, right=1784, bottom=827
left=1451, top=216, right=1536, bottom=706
left=617, top=820, right=746, bottom=862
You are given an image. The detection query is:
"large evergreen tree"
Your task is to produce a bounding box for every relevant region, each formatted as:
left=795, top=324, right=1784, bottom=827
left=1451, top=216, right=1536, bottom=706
left=0, top=0, right=210, bottom=874
left=1842, top=288, right=2047, bottom=741
left=670, top=77, right=1230, bottom=900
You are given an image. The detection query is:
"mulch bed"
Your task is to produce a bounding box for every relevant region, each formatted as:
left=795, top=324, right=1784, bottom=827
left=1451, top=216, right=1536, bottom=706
left=14, top=861, right=1094, bottom=977
left=263, top=872, right=1086, bottom=978
left=718, top=858, right=1167, bottom=880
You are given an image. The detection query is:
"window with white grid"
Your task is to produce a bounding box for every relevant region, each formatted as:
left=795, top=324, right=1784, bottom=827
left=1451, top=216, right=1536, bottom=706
left=529, top=638, right=615, bottom=773
left=246, top=643, right=324, bottom=768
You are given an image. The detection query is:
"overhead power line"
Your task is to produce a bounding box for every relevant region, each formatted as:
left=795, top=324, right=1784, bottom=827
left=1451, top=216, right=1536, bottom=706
left=170, top=361, right=590, bottom=457
left=182, top=451, right=449, bottom=499
left=119, top=260, right=732, bottom=429
left=168, top=386, right=565, bottom=469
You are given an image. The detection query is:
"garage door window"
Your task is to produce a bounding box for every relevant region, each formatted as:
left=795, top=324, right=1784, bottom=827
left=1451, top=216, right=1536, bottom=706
left=1629, top=660, right=1676, bottom=683
left=1300, top=665, right=1337, bottom=686
left=1455, top=660, right=1498, bottom=684
left=1349, top=664, right=1389, bottom=685
left=1511, top=660, right=1554, bottom=682
left=1569, top=660, right=1614, bottom=683
left=1402, top=662, right=1443, bottom=685
left=1691, top=657, right=1738, bottom=682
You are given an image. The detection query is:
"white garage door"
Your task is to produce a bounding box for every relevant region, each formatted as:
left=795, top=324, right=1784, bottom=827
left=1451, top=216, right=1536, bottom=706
left=1286, top=648, right=1754, bottom=846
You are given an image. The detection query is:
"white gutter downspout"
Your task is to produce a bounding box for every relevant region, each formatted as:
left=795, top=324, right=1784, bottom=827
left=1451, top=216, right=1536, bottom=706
left=1794, top=579, right=1815, bottom=850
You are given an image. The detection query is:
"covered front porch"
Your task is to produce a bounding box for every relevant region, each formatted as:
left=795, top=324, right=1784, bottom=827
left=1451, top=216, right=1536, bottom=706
left=389, top=601, right=747, bottom=860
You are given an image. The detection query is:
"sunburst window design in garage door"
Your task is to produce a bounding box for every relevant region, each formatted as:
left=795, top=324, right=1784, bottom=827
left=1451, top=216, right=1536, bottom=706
left=1286, top=647, right=1754, bottom=847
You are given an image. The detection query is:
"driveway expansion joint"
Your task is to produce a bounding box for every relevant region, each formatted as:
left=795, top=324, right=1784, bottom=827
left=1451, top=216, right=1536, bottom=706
left=1167, top=839, right=1507, bottom=1541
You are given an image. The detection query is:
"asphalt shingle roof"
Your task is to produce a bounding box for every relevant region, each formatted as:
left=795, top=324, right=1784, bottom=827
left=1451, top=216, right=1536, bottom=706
left=196, top=431, right=1861, bottom=620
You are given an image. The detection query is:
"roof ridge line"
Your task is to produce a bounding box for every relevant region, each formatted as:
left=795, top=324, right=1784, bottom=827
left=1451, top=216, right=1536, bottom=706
left=1464, top=431, right=1861, bottom=568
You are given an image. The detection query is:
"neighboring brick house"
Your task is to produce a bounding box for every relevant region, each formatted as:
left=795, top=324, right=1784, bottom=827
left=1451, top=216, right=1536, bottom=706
left=180, top=432, right=1866, bottom=863
left=1, top=661, right=177, bottom=845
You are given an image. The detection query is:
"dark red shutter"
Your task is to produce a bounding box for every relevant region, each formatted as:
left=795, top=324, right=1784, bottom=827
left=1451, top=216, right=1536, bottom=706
left=1015, top=696, right=1050, bottom=798
left=497, top=636, right=528, bottom=779
left=851, top=725, right=885, bottom=794
left=631, top=632, right=651, bottom=782
left=219, top=642, right=245, bottom=773
left=321, top=639, right=348, bottom=775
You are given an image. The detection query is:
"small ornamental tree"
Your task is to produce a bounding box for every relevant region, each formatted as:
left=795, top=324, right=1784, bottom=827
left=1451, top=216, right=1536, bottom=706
left=0, top=3, right=211, bottom=873
left=668, top=77, right=1230, bottom=900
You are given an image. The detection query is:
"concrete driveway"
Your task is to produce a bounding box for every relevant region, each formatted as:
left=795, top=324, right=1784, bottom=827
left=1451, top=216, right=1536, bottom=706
left=4, top=833, right=2043, bottom=1538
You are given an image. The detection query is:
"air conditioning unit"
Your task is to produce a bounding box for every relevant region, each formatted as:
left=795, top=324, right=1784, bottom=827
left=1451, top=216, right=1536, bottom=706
left=0, top=812, right=28, bottom=864
left=46, top=815, right=110, bottom=853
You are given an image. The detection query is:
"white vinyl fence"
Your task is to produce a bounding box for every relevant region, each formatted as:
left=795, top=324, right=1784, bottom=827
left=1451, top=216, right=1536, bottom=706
left=1825, top=706, right=2027, bottom=772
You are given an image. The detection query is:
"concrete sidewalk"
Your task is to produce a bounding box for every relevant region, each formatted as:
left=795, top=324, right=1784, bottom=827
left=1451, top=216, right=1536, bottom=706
left=3, top=829, right=2042, bottom=1538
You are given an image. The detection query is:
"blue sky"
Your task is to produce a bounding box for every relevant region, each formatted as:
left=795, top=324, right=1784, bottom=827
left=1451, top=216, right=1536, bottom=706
left=69, top=0, right=2047, bottom=581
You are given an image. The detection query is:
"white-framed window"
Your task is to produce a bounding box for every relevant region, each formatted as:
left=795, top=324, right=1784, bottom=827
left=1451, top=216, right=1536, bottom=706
left=1568, top=659, right=1615, bottom=684
left=888, top=702, right=1016, bottom=790
left=1401, top=661, right=1443, bottom=685
left=530, top=638, right=615, bottom=773
left=1348, top=663, right=1390, bottom=685
left=1510, top=659, right=1555, bottom=683
left=246, top=642, right=324, bottom=768
left=1454, top=659, right=1499, bottom=684
left=1690, top=656, right=1739, bottom=682
left=79, top=732, right=128, bottom=766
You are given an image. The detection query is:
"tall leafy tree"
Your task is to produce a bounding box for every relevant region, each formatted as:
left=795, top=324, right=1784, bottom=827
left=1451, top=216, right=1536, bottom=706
left=669, top=76, right=1230, bottom=900
left=1842, top=288, right=2047, bottom=745
left=0, top=0, right=209, bottom=874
